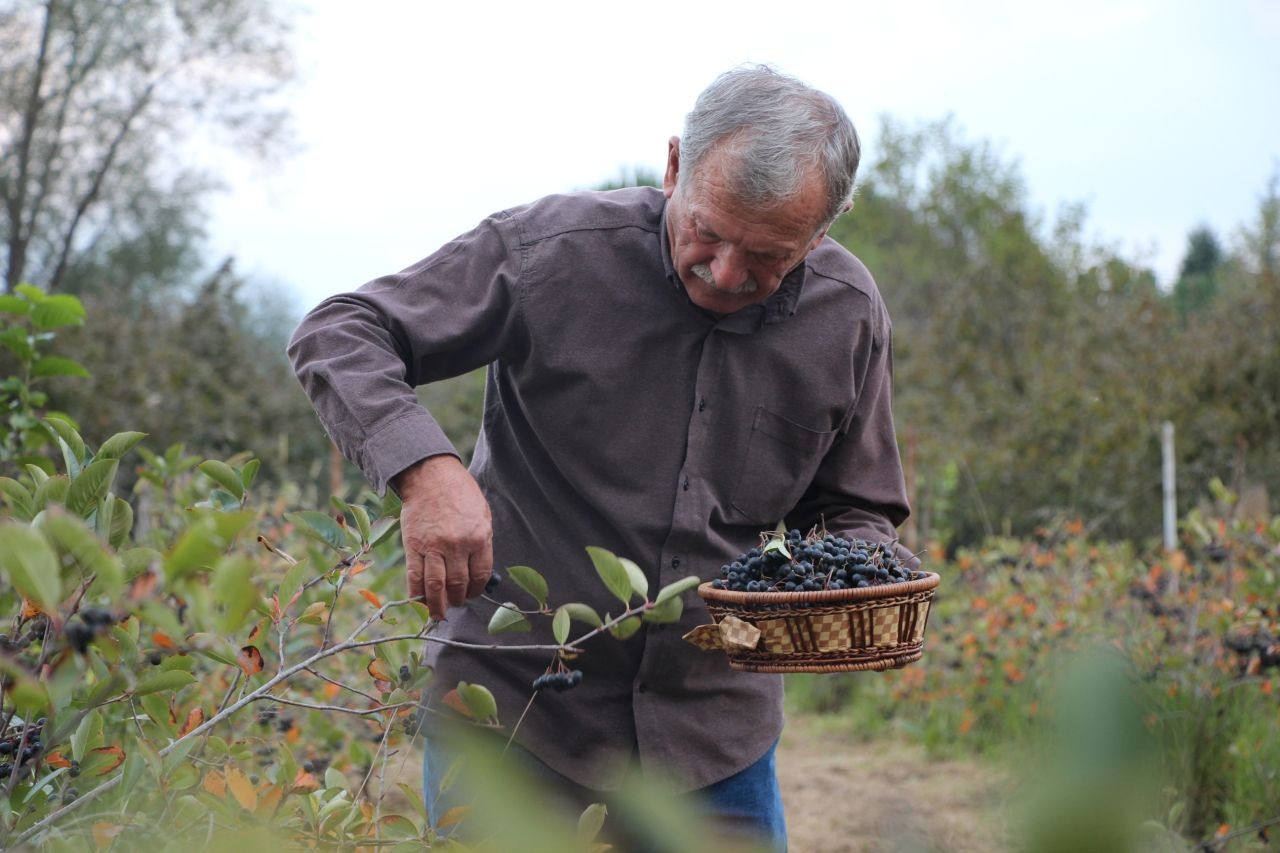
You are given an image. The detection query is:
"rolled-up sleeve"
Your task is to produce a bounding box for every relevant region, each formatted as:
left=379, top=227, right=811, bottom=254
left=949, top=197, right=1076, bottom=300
left=287, top=211, right=526, bottom=494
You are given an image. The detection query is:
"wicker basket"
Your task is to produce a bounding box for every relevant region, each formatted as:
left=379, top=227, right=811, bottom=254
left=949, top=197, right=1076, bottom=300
left=691, top=572, right=941, bottom=673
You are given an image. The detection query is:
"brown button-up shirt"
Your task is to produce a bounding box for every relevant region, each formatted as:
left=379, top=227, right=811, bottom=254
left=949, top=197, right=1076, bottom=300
left=288, top=187, right=911, bottom=792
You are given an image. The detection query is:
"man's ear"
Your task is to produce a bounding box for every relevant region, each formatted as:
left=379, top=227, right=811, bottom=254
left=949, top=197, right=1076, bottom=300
left=663, top=136, right=680, bottom=199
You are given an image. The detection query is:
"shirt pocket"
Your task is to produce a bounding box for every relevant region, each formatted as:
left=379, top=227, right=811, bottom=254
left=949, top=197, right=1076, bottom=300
left=729, top=407, right=838, bottom=525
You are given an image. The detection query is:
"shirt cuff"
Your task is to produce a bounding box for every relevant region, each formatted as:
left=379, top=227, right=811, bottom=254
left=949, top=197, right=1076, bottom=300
left=360, top=409, right=459, bottom=495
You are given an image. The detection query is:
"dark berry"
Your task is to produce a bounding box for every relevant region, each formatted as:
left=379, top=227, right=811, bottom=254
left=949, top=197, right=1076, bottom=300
left=399, top=665, right=411, bottom=684
left=149, top=651, right=164, bottom=666
left=484, top=570, right=502, bottom=594
left=64, top=620, right=93, bottom=654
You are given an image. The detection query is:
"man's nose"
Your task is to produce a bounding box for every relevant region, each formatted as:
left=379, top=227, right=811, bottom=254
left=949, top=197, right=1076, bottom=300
left=709, top=245, right=749, bottom=290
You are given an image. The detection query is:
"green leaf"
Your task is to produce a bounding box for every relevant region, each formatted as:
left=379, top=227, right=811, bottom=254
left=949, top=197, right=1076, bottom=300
left=24, top=464, right=48, bottom=485
left=506, top=565, right=549, bottom=609
left=487, top=603, right=531, bottom=634
left=198, top=460, right=245, bottom=501
left=619, top=557, right=649, bottom=601
left=65, top=457, right=118, bottom=517
left=351, top=503, right=371, bottom=543
left=608, top=616, right=643, bottom=641
left=368, top=517, right=401, bottom=550
left=586, top=546, right=633, bottom=606
left=96, top=431, right=146, bottom=460
left=654, top=575, right=702, bottom=606
left=763, top=538, right=791, bottom=560
left=33, top=473, right=69, bottom=510
left=643, top=595, right=684, bottom=624
left=212, top=555, right=257, bottom=632
left=72, top=710, right=104, bottom=762
left=240, top=458, right=261, bottom=491
left=0, top=326, right=35, bottom=362
left=0, top=294, right=31, bottom=315
left=30, top=356, right=90, bottom=379
left=0, top=523, right=61, bottom=612
left=578, top=803, right=608, bottom=844
left=278, top=559, right=308, bottom=611
left=107, top=496, right=133, bottom=549
left=552, top=606, right=571, bottom=644
left=456, top=682, right=498, bottom=722
left=163, top=518, right=222, bottom=581
left=39, top=510, right=123, bottom=592
left=286, top=510, right=346, bottom=551
left=43, top=415, right=86, bottom=471
left=133, top=670, right=196, bottom=697
left=14, top=284, right=45, bottom=302
left=0, top=477, right=35, bottom=519
left=164, top=511, right=254, bottom=581
left=30, top=293, right=86, bottom=330
left=560, top=602, right=603, bottom=629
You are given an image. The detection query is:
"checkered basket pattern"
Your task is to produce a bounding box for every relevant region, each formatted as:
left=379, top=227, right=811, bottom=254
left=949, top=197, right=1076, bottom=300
left=688, top=573, right=940, bottom=673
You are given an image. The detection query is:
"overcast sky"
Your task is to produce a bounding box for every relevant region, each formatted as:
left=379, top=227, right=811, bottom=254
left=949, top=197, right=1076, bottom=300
left=204, top=0, right=1280, bottom=312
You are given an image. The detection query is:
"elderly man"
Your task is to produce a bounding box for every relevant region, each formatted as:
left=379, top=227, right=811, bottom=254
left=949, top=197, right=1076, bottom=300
left=289, top=65, right=911, bottom=850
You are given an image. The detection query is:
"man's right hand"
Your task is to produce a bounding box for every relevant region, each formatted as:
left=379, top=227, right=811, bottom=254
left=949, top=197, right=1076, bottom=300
left=392, top=455, right=493, bottom=620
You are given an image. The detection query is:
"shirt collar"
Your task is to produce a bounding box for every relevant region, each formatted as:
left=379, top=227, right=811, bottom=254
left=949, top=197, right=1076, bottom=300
left=658, top=201, right=808, bottom=333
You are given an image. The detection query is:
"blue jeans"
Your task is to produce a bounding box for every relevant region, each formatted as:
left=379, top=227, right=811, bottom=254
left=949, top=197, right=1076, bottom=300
left=423, top=729, right=787, bottom=852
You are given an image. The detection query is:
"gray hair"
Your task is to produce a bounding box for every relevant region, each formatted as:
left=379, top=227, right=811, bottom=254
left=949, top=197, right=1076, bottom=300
left=679, top=65, right=860, bottom=226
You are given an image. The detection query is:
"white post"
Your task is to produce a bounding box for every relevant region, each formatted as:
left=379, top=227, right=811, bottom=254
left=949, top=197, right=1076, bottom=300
left=1162, top=421, right=1177, bottom=552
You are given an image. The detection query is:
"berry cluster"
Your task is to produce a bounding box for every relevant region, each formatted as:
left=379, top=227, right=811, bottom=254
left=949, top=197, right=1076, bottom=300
left=63, top=607, right=117, bottom=654
left=0, top=717, right=45, bottom=779
left=711, top=529, right=924, bottom=593
left=531, top=669, right=583, bottom=692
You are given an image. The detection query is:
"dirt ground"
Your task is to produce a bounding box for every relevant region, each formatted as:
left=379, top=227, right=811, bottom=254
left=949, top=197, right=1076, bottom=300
left=778, top=717, right=1013, bottom=853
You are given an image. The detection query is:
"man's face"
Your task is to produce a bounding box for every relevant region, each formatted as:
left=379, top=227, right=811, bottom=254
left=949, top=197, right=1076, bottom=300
left=663, top=137, right=830, bottom=314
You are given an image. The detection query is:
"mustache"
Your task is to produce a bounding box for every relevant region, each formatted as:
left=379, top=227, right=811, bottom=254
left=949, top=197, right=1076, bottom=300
left=690, top=263, right=759, bottom=295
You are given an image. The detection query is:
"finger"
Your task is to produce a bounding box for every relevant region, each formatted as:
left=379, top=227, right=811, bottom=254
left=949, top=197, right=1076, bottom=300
left=465, top=537, right=494, bottom=601
left=423, top=550, right=449, bottom=620
left=444, top=548, right=471, bottom=608
left=406, top=545, right=426, bottom=605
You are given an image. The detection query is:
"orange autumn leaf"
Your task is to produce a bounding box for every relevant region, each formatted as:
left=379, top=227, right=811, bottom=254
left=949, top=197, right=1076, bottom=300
left=247, top=622, right=263, bottom=643
left=366, top=657, right=393, bottom=683
left=441, top=688, right=474, bottom=718
left=286, top=726, right=300, bottom=744
left=437, top=805, right=470, bottom=829
left=90, top=746, right=125, bottom=776
left=1216, top=824, right=1231, bottom=838
left=237, top=645, right=264, bottom=676
left=255, top=784, right=284, bottom=816
left=20, top=598, right=43, bottom=620
left=225, top=766, right=258, bottom=811
left=203, top=769, right=226, bottom=797
left=45, top=751, right=71, bottom=769
left=292, top=768, right=320, bottom=792
left=347, top=561, right=369, bottom=578
left=1002, top=661, right=1025, bottom=684
left=129, top=571, right=159, bottom=601
left=323, top=682, right=341, bottom=700
left=92, top=822, right=123, bottom=847
left=359, top=589, right=382, bottom=608
left=152, top=632, right=177, bottom=651
left=180, top=707, right=205, bottom=737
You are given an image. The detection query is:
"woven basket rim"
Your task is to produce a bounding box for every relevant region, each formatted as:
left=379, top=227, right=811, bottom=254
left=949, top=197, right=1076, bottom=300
left=697, top=571, right=940, bottom=607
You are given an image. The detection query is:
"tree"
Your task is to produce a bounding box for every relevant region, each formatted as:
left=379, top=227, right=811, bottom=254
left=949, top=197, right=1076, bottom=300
left=0, top=0, right=294, bottom=293
left=1171, top=225, right=1223, bottom=319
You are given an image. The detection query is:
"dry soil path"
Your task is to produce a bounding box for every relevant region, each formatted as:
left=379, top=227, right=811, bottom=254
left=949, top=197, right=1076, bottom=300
left=778, top=718, right=1013, bottom=853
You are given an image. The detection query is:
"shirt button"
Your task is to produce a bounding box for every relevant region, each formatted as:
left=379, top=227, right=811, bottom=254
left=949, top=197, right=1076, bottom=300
left=682, top=476, right=689, bottom=491
left=671, top=557, right=680, bottom=569
left=698, top=397, right=707, bottom=412
left=637, top=682, right=648, bottom=694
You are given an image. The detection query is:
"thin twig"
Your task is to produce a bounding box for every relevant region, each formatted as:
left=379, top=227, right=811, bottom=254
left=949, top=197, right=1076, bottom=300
left=256, top=696, right=418, bottom=717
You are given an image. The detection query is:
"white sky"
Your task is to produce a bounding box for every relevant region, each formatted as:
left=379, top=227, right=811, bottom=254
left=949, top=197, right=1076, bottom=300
left=205, top=0, right=1280, bottom=312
